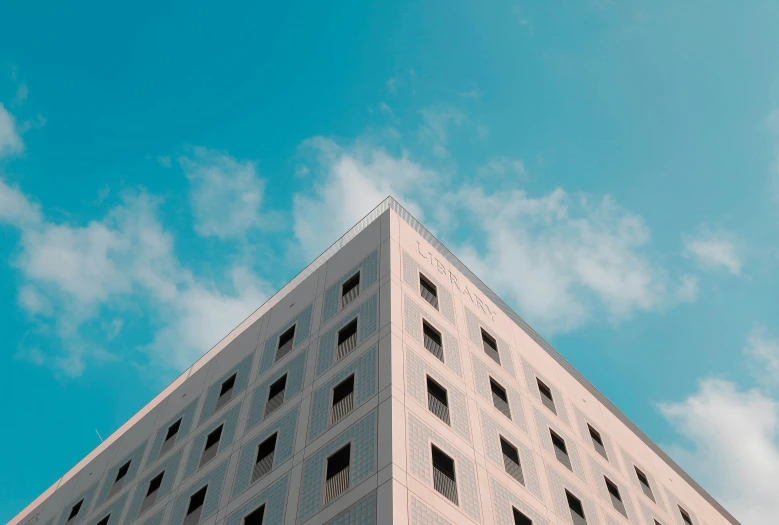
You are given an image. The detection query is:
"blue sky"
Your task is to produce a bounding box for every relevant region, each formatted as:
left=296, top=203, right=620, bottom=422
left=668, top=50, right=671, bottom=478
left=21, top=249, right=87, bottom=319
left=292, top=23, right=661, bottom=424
left=1, top=1, right=778, bottom=522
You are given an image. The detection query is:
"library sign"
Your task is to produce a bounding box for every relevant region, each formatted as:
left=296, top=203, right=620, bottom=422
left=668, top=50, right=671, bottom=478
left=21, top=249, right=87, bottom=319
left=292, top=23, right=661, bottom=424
left=415, top=241, right=496, bottom=322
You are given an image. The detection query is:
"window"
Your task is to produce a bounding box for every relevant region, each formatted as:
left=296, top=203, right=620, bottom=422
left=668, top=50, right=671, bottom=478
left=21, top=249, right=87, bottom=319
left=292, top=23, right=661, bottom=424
left=199, top=425, right=223, bottom=467
left=419, top=274, right=439, bottom=309
left=605, top=477, right=627, bottom=517
left=422, top=320, right=444, bottom=361
left=481, top=328, right=500, bottom=364
left=276, top=325, right=296, bottom=361
left=512, top=508, right=533, bottom=525
left=431, top=445, right=458, bottom=504
left=66, top=500, right=84, bottom=522
left=490, top=377, right=512, bottom=419
left=184, top=486, right=208, bottom=525
left=331, top=375, right=355, bottom=425
left=536, top=379, right=557, bottom=415
left=160, top=418, right=182, bottom=456
left=253, top=433, right=277, bottom=482
left=426, top=376, right=450, bottom=425
left=566, top=491, right=587, bottom=525
left=341, top=273, right=360, bottom=309
left=140, top=471, right=164, bottom=513
left=635, top=466, right=655, bottom=502
left=115, top=461, right=130, bottom=482
left=243, top=505, right=265, bottom=525
left=336, top=319, right=358, bottom=360
left=147, top=472, right=164, bottom=496
left=587, top=424, right=608, bottom=461
left=500, top=437, right=524, bottom=484
left=679, top=506, right=693, bottom=525
left=324, top=444, right=351, bottom=504
left=215, top=373, right=237, bottom=411
left=550, top=430, right=571, bottom=470
left=264, top=374, right=287, bottom=417
left=108, top=460, right=131, bottom=497
left=95, top=516, right=110, bottom=525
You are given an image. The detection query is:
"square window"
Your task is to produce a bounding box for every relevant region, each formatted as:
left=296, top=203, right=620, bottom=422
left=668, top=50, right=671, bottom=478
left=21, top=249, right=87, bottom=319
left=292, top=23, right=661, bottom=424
left=635, top=466, right=656, bottom=501
left=205, top=426, right=223, bottom=451
left=536, top=379, right=557, bottom=414
left=341, top=273, right=360, bottom=308
left=219, top=374, right=236, bottom=397
left=147, top=472, right=164, bottom=496
left=333, top=375, right=355, bottom=405
left=331, top=375, right=355, bottom=424
left=165, top=419, right=181, bottom=441
left=243, top=505, right=265, bottom=525
left=481, top=328, right=500, bottom=364
left=550, top=430, right=572, bottom=470
left=490, top=377, right=512, bottom=419
left=566, top=491, right=587, bottom=523
left=276, top=325, right=296, bottom=360
left=605, top=477, right=627, bottom=517
left=336, top=319, right=358, bottom=360
left=67, top=500, right=84, bottom=521
left=252, top=433, right=277, bottom=482
left=426, top=376, right=450, bottom=425
left=115, top=461, right=130, bottom=482
left=95, top=516, right=110, bottom=525
left=422, top=320, right=444, bottom=361
left=431, top=445, right=458, bottom=504
left=264, top=374, right=287, bottom=417
left=187, top=486, right=207, bottom=515
left=500, top=437, right=524, bottom=484
left=324, top=444, right=351, bottom=503
left=587, top=424, right=608, bottom=460
left=679, top=506, right=693, bottom=525
left=419, top=274, right=439, bottom=309
left=326, top=444, right=351, bottom=480
left=512, top=508, right=533, bottom=525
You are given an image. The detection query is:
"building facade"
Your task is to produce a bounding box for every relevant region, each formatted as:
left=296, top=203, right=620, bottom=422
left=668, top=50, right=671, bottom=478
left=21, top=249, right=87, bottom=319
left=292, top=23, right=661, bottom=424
left=9, top=198, right=739, bottom=525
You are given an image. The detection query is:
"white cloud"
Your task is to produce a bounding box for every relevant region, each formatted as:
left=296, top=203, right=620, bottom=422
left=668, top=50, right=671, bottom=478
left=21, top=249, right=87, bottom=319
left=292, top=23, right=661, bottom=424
left=447, top=187, right=666, bottom=333
left=0, top=179, right=270, bottom=375
left=0, top=103, right=24, bottom=157
left=180, top=147, right=267, bottom=239
left=683, top=231, right=742, bottom=275
left=418, top=106, right=465, bottom=158
left=676, top=274, right=700, bottom=303
left=292, top=137, right=437, bottom=260
left=477, top=156, right=528, bottom=178
left=659, top=379, right=779, bottom=525
left=744, top=326, right=779, bottom=386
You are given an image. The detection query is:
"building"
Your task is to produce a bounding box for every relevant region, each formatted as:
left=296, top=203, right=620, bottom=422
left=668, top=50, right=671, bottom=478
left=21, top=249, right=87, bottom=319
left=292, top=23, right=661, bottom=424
left=9, top=197, right=739, bottom=525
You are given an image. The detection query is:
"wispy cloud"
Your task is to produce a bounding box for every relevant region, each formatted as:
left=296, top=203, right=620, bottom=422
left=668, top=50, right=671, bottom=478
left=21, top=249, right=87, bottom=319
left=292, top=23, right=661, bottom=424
left=180, top=147, right=269, bottom=240
left=659, top=328, right=779, bottom=525
left=0, top=103, right=24, bottom=157
left=477, top=156, right=528, bottom=178
left=418, top=106, right=465, bottom=158
left=0, top=178, right=270, bottom=375
left=683, top=230, right=742, bottom=275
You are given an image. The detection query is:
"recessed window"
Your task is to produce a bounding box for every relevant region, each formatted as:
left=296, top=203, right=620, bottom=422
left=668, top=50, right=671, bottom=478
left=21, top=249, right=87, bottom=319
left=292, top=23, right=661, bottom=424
left=536, top=379, right=557, bottom=415
left=341, top=273, right=360, bottom=309
left=426, top=376, right=450, bottom=425
left=199, top=425, right=223, bottom=468
left=331, top=375, right=355, bottom=425
left=500, top=437, right=524, bottom=484
left=95, top=515, right=110, bottom=525
left=215, top=373, right=237, bottom=411
left=336, top=319, right=358, bottom=360
left=115, top=460, right=130, bottom=482
left=147, top=471, right=164, bottom=496
left=253, top=433, right=277, bottom=482
left=481, top=328, right=500, bottom=364
left=512, top=508, right=533, bottom=525
left=67, top=500, right=84, bottom=522
left=605, top=477, right=627, bottom=517
left=550, top=430, right=571, bottom=470
left=264, top=374, right=287, bottom=417
left=431, top=445, right=458, bottom=504
left=185, top=486, right=208, bottom=525
left=566, top=491, right=587, bottom=525
left=419, top=274, right=439, bottom=309
left=165, top=419, right=181, bottom=442
left=324, top=444, right=351, bottom=503
left=422, top=320, right=444, bottom=361
left=587, top=424, right=608, bottom=461
left=276, top=325, right=296, bottom=361
left=243, top=505, right=265, bottom=525
left=490, top=377, right=512, bottom=419
left=679, top=506, right=693, bottom=525
left=635, top=466, right=656, bottom=502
